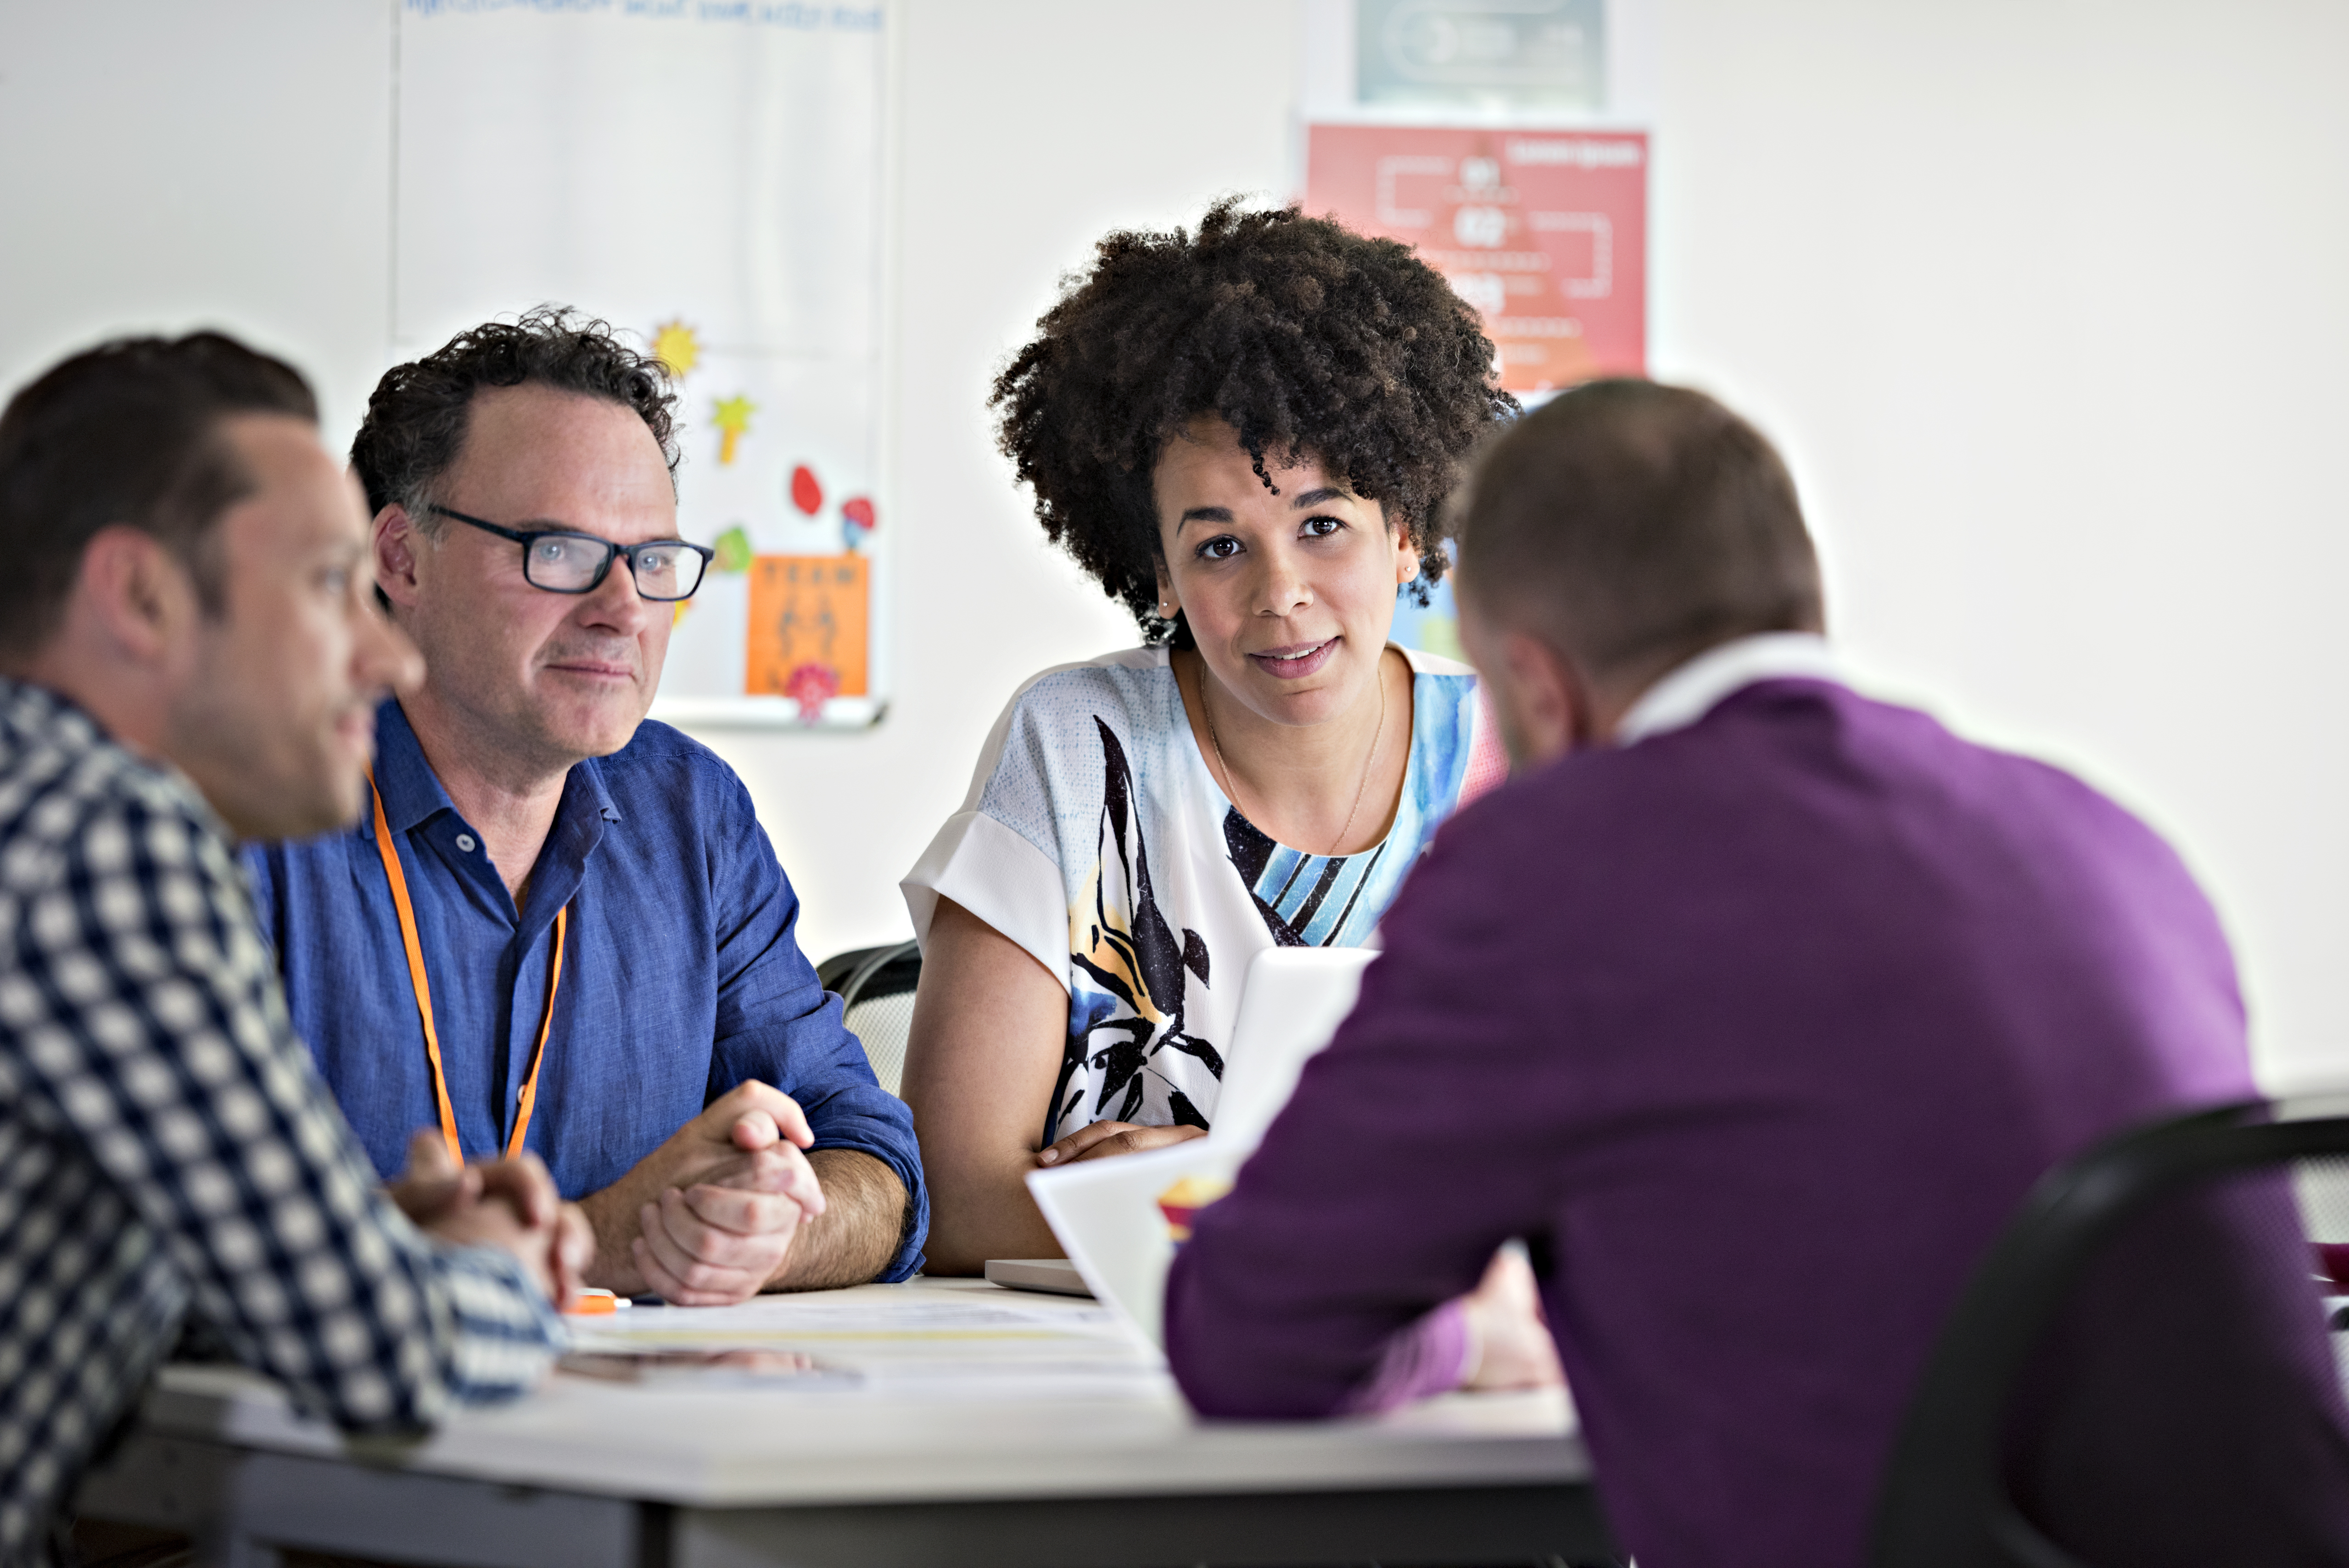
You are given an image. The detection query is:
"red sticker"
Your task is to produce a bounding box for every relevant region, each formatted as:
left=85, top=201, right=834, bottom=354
left=789, top=465, right=823, bottom=516
left=782, top=661, right=841, bottom=722
left=841, top=496, right=876, bottom=531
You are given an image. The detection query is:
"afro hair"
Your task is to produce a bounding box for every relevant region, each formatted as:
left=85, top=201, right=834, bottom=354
left=990, top=197, right=1515, bottom=644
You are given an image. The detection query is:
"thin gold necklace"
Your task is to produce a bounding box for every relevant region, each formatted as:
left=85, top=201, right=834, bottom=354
left=1197, top=652, right=1388, bottom=860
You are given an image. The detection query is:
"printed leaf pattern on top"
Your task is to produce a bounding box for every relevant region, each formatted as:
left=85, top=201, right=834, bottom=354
left=1051, top=718, right=1221, bottom=1142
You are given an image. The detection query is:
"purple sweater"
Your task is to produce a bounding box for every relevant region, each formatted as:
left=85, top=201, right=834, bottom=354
left=1165, top=679, right=2349, bottom=1568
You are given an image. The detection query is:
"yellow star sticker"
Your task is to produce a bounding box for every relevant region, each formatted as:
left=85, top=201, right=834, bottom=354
left=712, top=394, right=756, bottom=466
left=650, top=319, right=701, bottom=379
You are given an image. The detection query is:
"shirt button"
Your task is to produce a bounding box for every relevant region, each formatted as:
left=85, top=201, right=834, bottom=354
left=455, top=834, right=477, bottom=852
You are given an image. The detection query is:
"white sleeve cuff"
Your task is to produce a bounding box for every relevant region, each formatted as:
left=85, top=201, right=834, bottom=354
left=901, top=812, right=1069, bottom=994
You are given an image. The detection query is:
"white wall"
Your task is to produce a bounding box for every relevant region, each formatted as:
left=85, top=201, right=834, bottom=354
left=4, top=1, right=2344, bottom=1085
left=0, top=4, right=394, bottom=449
left=1644, top=2, right=2349, bottom=1088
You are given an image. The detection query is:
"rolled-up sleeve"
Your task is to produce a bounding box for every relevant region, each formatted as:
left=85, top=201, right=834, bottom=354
left=707, top=787, right=926, bottom=1282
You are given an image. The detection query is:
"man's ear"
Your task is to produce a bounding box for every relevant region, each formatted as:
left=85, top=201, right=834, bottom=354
left=78, top=526, right=197, bottom=664
left=1498, top=627, right=1589, bottom=765
left=374, top=504, right=423, bottom=610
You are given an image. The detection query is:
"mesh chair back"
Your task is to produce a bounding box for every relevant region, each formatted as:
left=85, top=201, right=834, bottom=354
left=2299, top=1154, right=2349, bottom=1383
left=1872, top=1095, right=2349, bottom=1568
left=815, top=941, right=922, bottom=1097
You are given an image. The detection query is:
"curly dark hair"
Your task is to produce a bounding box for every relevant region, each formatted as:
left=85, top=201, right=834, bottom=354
left=351, top=305, right=679, bottom=526
left=990, top=197, right=1515, bottom=644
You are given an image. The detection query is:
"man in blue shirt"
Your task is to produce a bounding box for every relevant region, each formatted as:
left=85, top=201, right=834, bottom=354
left=248, top=308, right=924, bottom=1302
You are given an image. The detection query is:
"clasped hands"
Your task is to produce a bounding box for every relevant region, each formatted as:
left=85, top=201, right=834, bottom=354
left=386, top=1132, right=594, bottom=1310
left=388, top=1082, right=822, bottom=1310
left=576, top=1081, right=828, bottom=1306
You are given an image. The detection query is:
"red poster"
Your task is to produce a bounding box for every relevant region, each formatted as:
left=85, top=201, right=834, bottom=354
left=1304, top=124, right=1647, bottom=393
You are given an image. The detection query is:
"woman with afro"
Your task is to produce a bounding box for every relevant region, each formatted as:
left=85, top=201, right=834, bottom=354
left=902, top=200, right=1516, bottom=1276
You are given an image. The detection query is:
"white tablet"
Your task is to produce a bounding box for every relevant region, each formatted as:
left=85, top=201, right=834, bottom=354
left=1025, top=946, right=1376, bottom=1348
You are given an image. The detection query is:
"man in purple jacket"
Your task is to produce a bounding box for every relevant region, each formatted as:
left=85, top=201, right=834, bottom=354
left=1164, top=381, right=2349, bottom=1567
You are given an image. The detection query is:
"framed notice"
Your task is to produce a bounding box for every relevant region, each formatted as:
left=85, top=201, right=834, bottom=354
left=1304, top=123, right=1646, bottom=393
left=394, top=0, right=892, bottom=728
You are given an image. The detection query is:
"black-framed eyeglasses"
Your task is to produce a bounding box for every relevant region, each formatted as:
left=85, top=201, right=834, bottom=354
left=427, top=504, right=715, bottom=601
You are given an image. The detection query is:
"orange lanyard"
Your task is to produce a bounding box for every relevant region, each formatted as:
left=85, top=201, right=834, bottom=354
left=367, top=771, right=566, bottom=1164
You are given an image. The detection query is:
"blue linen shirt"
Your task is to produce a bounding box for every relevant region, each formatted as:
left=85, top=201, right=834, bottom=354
left=245, top=698, right=925, bottom=1282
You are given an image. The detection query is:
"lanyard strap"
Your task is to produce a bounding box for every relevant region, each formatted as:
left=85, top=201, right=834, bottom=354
left=367, top=770, right=566, bottom=1164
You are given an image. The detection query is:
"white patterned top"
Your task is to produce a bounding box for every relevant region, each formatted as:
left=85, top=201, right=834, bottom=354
left=903, top=646, right=1504, bottom=1144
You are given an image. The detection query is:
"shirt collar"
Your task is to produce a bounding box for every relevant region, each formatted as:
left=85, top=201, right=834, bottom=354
left=367, top=698, right=624, bottom=835
left=368, top=698, right=460, bottom=834
left=2, top=675, right=231, bottom=840
left=0, top=675, right=100, bottom=750
left=1614, top=632, right=1843, bottom=746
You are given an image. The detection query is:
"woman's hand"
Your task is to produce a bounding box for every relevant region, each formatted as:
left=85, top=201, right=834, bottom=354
left=1037, top=1121, right=1209, bottom=1166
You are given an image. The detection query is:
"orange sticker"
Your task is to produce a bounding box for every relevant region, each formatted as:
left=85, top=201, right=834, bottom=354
left=745, top=554, right=868, bottom=703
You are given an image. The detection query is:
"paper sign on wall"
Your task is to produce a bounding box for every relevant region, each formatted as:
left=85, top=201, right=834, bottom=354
left=1304, top=123, right=1647, bottom=392
left=394, top=0, right=890, bottom=728
left=746, top=554, right=870, bottom=709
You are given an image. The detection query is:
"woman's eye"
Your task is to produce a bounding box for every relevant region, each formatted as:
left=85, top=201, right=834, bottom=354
left=1301, top=515, right=1345, bottom=538
left=1197, top=536, right=1242, bottom=560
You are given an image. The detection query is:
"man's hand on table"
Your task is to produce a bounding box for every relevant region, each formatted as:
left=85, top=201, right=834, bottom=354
left=1459, top=1245, right=1566, bottom=1393
left=388, top=1131, right=595, bottom=1308
left=577, top=1081, right=831, bottom=1305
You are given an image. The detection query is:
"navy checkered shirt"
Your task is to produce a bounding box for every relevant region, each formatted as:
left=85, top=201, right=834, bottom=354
left=0, top=679, right=566, bottom=1561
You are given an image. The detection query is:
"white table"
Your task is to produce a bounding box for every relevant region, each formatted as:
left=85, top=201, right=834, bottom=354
left=75, top=1278, right=1611, bottom=1567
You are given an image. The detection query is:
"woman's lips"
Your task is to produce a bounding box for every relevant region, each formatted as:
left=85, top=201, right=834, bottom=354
left=1246, top=638, right=1339, bottom=680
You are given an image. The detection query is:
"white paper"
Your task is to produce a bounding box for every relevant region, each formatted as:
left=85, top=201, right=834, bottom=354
left=1025, top=947, right=1373, bottom=1348
left=562, top=1290, right=1167, bottom=1396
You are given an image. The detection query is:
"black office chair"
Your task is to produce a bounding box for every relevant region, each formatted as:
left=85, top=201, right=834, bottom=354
left=817, top=940, right=922, bottom=1097
left=1872, top=1094, right=2349, bottom=1568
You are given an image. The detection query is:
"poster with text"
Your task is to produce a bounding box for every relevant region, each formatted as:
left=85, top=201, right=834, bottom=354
left=1304, top=123, right=1646, bottom=393
left=395, top=0, right=890, bottom=727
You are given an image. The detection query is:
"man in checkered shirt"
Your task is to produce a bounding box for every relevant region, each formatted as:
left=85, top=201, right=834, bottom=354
left=0, top=334, right=591, bottom=1562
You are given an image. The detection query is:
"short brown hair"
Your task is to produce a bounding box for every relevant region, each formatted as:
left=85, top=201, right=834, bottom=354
left=1454, top=380, right=1823, bottom=681
left=0, top=332, right=318, bottom=659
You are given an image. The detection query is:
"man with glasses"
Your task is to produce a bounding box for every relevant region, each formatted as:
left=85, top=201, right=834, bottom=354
left=248, top=309, right=925, bottom=1303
